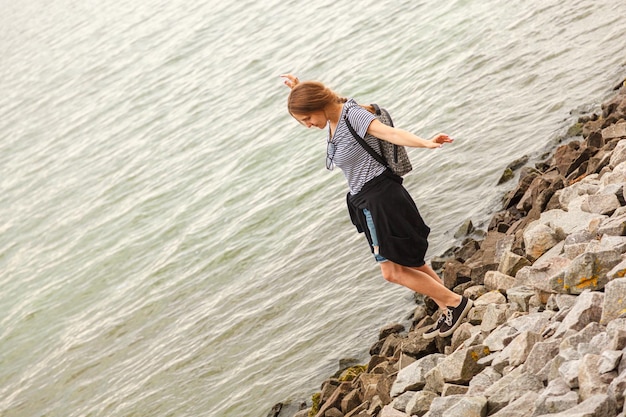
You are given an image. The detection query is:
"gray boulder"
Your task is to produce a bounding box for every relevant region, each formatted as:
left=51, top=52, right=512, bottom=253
left=534, top=394, right=617, bottom=417
left=580, top=193, right=621, bottom=215
left=517, top=256, right=571, bottom=294
left=405, top=390, right=439, bottom=417
left=578, top=354, right=615, bottom=400
left=436, top=345, right=490, bottom=384
left=489, top=391, right=538, bottom=416
left=390, top=353, right=445, bottom=397
left=443, top=395, right=488, bottom=417
left=534, top=377, right=579, bottom=416
left=553, top=291, right=604, bottom=338
left=484, top=367, right=544, bottom=414
left=601, top=278, right=626, bottom=324
left=558, top=250, right=623, bottom=294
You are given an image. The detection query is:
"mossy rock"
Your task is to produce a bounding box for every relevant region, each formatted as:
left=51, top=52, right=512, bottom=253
left=338, top=365, right=367, bottom=382
left=497, top=167, right=514, bottom=185
left=567, top=122, right=584, bottom=137
left=308, top=392, right=321, bottom=417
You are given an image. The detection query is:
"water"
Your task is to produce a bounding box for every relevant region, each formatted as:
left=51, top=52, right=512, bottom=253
left=1, top=0, right=625, bottom=415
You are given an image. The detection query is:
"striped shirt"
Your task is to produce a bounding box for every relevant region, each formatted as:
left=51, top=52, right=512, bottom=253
left=329, top=99, right=386, bottom=195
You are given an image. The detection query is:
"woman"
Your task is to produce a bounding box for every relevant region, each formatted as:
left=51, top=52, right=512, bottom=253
left=281, top=74, right=472, bottom=339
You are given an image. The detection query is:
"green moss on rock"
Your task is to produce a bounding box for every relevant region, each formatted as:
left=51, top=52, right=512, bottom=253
left=308, top=392, right=321, bottom=417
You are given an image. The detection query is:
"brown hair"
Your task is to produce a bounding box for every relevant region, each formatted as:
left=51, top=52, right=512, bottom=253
left=287, top=80, right=374, bottom=117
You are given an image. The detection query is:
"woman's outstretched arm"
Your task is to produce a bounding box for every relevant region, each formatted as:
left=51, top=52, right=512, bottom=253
left=367, top=119, right=453, bottom=149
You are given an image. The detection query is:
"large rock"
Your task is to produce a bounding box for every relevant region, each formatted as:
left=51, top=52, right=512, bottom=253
left=534, top=394, right=618, bottom=417
left=450, top=322, right=479, bottom=352
left=558, top=177, right=600, bottom=210
left=390, top=354, right=445, bottom=397
left=498, top=251, right=531, bottom=277
left=578, top=354, right=616, bottom=400
left=463, top=231, right=507, bottom=283
left=588, top=235, right=626, bottom=254
left=441, top=395, right=488, bottom=417
left=441, top=383, right=469, bottom=397
left=480, top=304, right=509, bottom=333
left=590, top=145, right=616, bottom=175
left=503, top=169, right=540, bottom=210
left=552, top=140, right=589, bottom=177
left=607, top=135, right=626, bottom=158
left=523, top=338, right=561, bottom=376
left=524, top=222, right=560, bottom=260
left=601, top=278, right=626, bottom=324
left=534, top=377, right=579, bottom=416
left=443, top=259, right=471, bottom=289
left=602, top=161, right=626, bottom=189
left=559, top=358, right=582, bottom=388
left=598, top=350, right=623, bottom=374
left=422, top=395, right=464, bottom=417
left=500, top=330, right=542, bottom=367
left=516, top=169, right=563, bottom=216
left=517, top=256, right=571, bottom=294
left=341, top=390, right=362, bottom=415
left=405, top=390, right=438, bottom=416
left=484, top=270, right=519, bottom=292
left=490, top=391, right=539, bottom=417
left=580, top=331, right=611, bottom=356
left=483, top=367, right=544, bottom=414
left=598, top=210, right=626, bottom=236
left=436, top=345, right=490, bottom=384
left=558, top=250, right=623, bottom=294
left=356, top=373, right=384, bottom=405
left=581, top=193, right=621, bottom=215
left=563, top=230, right=596, bottom=259
left=602, top=88, right=626, bottom=119
left=379, top=404, right=409, bottom=417
left=608, top=368, right=626, bottom=410
left=474, top=290, right=507, bottom=306
left=390, top=391, right=414, bottom=413
left=559, top=322, right=605, bottom=351
left=315, top=381, right=352, bottom=417
left=606, top=318, right=626, bottom=350
left=483, top=325, right=518, bottom=352
left=400, top=329, right=438, bottom=359
left=506, top=286, right=536, bottom=311
left=467, top=367, right=502, bottom=396
left=546, top=293, right=578, bottom=312
left=507, top=310, right=554, bottom=334
left=531, top=209, right=606, bottom=236
left=553, top=291, right=604, bottom=338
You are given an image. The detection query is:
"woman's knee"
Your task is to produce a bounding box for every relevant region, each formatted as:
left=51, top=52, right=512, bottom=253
left=380, top=261, right=402, bottom=283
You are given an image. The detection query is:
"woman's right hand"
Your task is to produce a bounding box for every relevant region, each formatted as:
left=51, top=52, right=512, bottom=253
left=280, top=74, right=299, bottom=89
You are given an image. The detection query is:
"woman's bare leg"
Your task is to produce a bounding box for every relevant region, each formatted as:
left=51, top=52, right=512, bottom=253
left=379, top=260, right=461, bottom=309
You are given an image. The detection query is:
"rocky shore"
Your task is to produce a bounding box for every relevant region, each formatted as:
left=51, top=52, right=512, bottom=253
left=270, top=77, right=626, bottom=417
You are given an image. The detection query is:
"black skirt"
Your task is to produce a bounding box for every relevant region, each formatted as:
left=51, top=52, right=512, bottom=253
left=347, top=170, right=431, bottom=267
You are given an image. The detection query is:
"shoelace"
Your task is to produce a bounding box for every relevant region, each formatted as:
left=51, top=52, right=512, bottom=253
left=444, top=309, right=454, bottom=326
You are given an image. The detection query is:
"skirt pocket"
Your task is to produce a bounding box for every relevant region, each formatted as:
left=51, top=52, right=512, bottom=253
left=384, top=234, right=429, bottom=266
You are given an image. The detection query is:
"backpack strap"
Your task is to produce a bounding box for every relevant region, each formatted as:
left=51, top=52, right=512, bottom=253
left=371, top=103, right=400, bottom=163
left=343, top=106, right=390, bottom=170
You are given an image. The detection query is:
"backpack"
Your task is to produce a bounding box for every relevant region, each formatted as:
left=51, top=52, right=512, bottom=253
left=344, top=104, right=413, bottom=176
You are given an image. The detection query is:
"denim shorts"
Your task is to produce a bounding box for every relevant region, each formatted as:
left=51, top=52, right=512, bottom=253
left=363, top=208, right=387, bottom=263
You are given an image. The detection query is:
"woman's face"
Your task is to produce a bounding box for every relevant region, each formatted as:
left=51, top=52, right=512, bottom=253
left=292, top=111, right=327, bottom=129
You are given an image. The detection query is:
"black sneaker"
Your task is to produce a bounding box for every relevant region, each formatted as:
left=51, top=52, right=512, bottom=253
left=438, top=297, right=473, bottom=338
left=422, top=312, right=447, bottom=339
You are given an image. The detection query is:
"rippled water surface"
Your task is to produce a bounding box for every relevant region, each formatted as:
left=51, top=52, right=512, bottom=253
left=1, top=0, right=625, bottom=416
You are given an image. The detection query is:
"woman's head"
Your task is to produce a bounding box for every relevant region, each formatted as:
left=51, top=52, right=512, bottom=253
left=287, top=81, right=346, bottom=128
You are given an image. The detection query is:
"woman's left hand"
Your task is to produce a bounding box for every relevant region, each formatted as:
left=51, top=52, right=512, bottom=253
left=431, top=134, right=454, bottom=147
